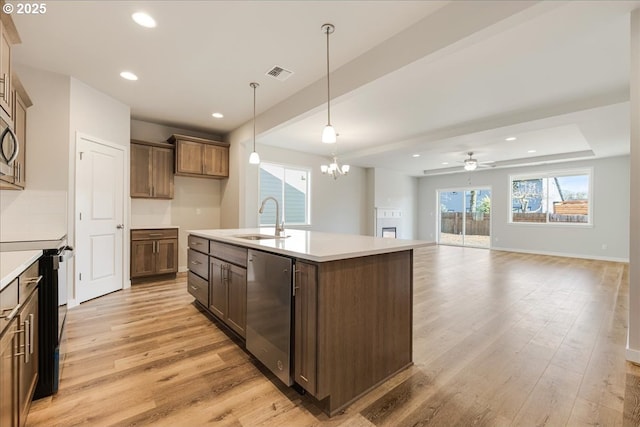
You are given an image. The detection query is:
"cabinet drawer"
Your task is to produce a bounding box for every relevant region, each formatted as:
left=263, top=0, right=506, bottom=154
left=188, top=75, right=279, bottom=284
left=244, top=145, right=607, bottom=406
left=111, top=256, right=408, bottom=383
left=187, top=272, right=208, bottom=306
left=131, top=228, right=178, bottom=240
left=188, top=235, right=209, bottom=253
left=188, top=249, right=208, bottom=279
left=19, top=260, right=41, bottom=303
left=0, top=278, right=18, bottom=336
left=210, top=240, right=247, bottom=267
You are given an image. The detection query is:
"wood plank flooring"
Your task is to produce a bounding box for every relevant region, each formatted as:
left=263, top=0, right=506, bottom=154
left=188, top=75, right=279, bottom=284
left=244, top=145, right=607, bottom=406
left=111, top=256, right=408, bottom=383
left=26, top=246, right=640, bottom=426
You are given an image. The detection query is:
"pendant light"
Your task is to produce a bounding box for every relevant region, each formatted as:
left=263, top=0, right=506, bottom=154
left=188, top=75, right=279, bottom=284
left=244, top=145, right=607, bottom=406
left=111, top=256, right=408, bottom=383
left=249, top=82, right=260, bottom=165
left=321, top=23, right=336, bottom=144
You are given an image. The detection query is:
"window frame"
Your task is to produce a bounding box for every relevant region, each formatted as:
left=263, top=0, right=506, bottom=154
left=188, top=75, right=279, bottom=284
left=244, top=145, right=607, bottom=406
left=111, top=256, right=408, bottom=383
left=508, top=167, right=593, bottom=227
left=258, top=161, right=311, bottom=227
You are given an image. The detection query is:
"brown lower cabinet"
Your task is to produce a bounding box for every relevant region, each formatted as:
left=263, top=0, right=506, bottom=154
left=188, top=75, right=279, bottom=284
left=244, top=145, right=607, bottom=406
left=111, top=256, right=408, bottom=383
left=0, top=317, right=18, bottom=427
left=0, top=266, right=39, bottom=427
left=186, top=234, right=413, bottom=417
left=209, top=256, right=247, bottom=338
left=293, top=261, right=318, bottom=396
left=131, top=228, right=178, bottom=279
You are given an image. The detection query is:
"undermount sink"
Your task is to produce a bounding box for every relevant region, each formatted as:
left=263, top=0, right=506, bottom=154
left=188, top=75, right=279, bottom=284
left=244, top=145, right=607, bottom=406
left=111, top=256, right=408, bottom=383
left=234, top=234, right=289, bottom=241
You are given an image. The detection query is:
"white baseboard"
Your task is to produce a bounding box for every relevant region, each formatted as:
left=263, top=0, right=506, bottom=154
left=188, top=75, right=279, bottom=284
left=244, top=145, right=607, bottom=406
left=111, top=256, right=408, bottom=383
left=490, top=245, right=629, bottom=263
left=179, top=266, right=188, bottom=273
left=67, top=298, right=79, bottom=309
left=627, top=333, right=640, bottom=364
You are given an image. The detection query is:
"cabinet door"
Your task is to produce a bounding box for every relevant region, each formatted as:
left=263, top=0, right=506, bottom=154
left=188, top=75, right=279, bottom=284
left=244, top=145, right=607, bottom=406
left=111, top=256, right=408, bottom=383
left=152, top=147, right=174, bottom=199
left=12, top=94, right=26, bottom=188
left=209, top=257, right=227, bottom=319
left=175, top=140, right=203, bottom=175
left=203, top=144, right=228, bottom=177
left=18, top=291, right=38, bottom=427
left=0, top=319, right=18, bottom=427
left=156, top=238, right=178, bottom=275
left=294, top=261, right=318, bottom=396
left=226, top=264, right=247, bottom=338
left=130, top=143, right=152, bottom=198
left=0, top=21, right=11, bottom=118
left=130, top=240, right=155, bottom=278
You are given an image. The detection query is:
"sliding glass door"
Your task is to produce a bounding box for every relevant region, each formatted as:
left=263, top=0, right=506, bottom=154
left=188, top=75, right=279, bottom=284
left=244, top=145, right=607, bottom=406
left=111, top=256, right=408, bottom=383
left=438, top=188, right=491, bottom=248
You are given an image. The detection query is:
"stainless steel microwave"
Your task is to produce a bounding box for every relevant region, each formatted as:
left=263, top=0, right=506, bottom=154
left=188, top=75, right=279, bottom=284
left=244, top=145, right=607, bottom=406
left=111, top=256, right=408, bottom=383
left=0, top=117, right=19, bottom=177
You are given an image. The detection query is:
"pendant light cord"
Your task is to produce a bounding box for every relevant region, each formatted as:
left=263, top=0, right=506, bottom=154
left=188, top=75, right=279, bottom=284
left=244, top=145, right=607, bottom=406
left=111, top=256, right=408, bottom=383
left=253, top=84, right=256, bottom=151
left=326, top=25, right=331, bottom=126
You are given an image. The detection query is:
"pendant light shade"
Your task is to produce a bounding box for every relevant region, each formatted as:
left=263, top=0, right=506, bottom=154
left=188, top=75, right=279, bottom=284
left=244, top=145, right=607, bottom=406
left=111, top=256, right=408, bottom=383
left=249, top=82, right=260, bottom=165
left=321, top=23, right=336, bottom=144
left=322, top=125, right=336, bottom=144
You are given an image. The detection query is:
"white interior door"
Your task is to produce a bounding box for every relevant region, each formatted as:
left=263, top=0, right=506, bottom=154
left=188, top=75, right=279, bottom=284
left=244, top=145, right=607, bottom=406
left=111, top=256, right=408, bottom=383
left=76, top=136, right=125, bottom=303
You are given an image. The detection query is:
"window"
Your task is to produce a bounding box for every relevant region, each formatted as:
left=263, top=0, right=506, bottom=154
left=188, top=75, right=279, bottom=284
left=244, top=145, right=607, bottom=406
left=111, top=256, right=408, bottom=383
left=259, top=162, right=310, bottom=226
left=510, top=169, right=591, bottom=225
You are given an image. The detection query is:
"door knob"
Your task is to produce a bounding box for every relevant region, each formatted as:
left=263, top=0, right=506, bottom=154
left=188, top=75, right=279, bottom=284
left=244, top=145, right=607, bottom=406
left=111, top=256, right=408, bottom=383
left=116, top=224, right=124, bottom=229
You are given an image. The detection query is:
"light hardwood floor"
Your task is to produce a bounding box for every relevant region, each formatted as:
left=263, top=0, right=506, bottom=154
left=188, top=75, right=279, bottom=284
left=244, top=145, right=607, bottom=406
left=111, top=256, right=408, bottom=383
left=26, top=246, right=640, bottom=426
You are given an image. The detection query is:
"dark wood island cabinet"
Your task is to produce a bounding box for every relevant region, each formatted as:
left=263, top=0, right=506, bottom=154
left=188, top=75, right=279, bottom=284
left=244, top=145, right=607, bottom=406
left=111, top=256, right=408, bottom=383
left=186, top=228, right=425, bottom=416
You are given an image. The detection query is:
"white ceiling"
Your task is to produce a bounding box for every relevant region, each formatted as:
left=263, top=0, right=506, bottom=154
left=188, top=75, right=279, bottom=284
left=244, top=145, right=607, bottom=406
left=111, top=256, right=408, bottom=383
left=12, top=1, right=640, bottom=176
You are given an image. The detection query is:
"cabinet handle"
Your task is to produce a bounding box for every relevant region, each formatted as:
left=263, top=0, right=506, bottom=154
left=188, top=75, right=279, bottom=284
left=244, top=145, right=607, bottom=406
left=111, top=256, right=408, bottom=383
left=149, top=233, right=163, bottom=237
left=24, top=275, right=43, bottom=285
left=17, top=163, right=21, bottom=183
left=293, top=266, right=302, bottom=296
left=190, top=260, right=202, bottom=265
left=29, top=313, right=34, bottom=356
left=24, top=316, right=31, bottom=363
left=0, top=73, right=6, bottom=100
left=0, top=303, right=21, bottom=321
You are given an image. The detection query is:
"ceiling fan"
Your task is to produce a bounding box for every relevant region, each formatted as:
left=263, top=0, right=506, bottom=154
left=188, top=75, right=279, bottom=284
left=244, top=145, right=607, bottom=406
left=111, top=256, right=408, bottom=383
left=462, top=152, right=494, bottom=171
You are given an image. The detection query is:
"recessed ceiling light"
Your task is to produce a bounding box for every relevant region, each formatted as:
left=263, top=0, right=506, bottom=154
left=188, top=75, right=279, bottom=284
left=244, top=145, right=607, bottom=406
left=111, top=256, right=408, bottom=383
left=528, top=149, right=537, bottom=153
left=412, top=154, right=420, bottom=158
left=211, top=112, right=224, bottom=119
left=132, top=12, right=156, bottom=28
left=505, top=137, right=517, bottom=141
left=120, top=71, right=138, bottom=81
left=441, top=162, right=449, bottom=165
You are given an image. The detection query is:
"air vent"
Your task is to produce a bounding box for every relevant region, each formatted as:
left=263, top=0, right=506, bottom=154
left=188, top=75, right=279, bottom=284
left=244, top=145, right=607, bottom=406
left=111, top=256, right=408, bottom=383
left=266, top=65, right=293, bottom=81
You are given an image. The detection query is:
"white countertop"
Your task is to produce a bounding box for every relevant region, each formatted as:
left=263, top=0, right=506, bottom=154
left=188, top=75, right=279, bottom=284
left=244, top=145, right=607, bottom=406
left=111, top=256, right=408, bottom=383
left=0, top=250, right=42, bottom=291
left=188, top=228, right=432, bottom=262
left=0, top=233, right=66, bottom=252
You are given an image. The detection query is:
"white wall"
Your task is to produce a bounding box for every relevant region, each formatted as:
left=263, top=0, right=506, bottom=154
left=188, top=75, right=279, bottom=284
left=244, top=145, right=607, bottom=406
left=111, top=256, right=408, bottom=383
left=418, top=156, right=630, bottom=261
left=628, top=8, right=640, bottom=363
left=0, top=65, right=69, bottom=240
left=130, top=119, right=223, bottom=271
left=242, top=143, right=369, bottom=235
left=373, top=168, right=418, bottom=239
left=68, top=77, right=130, bottom=303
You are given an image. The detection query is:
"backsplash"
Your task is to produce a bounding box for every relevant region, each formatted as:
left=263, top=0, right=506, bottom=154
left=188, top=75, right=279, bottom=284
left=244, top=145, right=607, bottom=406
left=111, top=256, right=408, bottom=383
left=130, top=198, right=171, bottom=227
left=0, top=190, right=67, bottom=241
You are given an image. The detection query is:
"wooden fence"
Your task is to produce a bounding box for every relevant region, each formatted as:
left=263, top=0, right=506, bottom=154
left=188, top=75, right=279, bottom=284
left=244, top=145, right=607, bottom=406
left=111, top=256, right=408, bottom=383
left=512, top=212, right=588, bottom=223
left=440, top=212, right=490, bottom=236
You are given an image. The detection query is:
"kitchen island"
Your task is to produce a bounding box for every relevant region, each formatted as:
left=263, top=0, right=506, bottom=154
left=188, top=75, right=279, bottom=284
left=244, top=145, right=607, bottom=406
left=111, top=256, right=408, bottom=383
left=187, top=228, right=430, bottom=416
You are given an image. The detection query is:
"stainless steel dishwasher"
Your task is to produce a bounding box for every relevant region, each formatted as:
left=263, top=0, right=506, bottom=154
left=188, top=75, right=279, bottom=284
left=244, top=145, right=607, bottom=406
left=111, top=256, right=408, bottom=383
left=246, top=249, right=293, bottom=386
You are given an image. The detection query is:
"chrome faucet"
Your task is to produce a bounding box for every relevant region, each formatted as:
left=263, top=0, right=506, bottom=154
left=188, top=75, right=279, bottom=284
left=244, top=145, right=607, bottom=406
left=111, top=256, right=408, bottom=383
left=259, top=197, right=285, bottom=236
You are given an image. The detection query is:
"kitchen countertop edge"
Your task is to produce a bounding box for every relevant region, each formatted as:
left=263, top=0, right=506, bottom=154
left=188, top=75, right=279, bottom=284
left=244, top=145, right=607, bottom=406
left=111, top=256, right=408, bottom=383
left=0, top=250, right=43, bottom=291
left=188, top=228, right=434, bottom=262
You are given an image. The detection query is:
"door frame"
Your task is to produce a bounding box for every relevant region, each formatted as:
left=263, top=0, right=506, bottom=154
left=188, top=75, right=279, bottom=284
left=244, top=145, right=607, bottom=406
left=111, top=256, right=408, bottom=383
left=436, top=186, right=492, bottom=248
left=70, top=132, right=129, bottom=307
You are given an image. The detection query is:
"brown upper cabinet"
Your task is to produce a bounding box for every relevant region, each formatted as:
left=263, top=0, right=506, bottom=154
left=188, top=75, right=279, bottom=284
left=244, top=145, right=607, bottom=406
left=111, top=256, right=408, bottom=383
left=168, top=134, right=229, bottom=179
left=130, top=140, right=174, bottom=199
left=0, top=10, right=19, bottom=120
left=11, top=76, right=31, bottom=189
left=0, top=75, right=31, bottom=191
